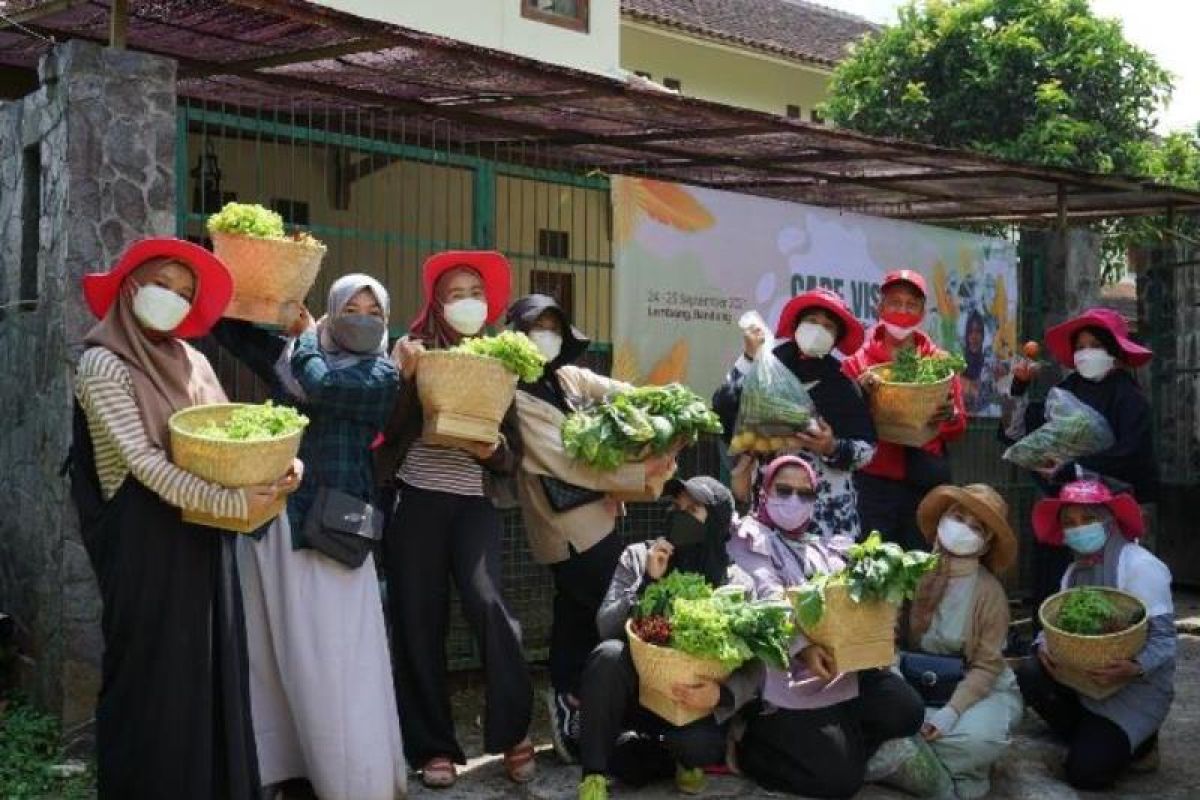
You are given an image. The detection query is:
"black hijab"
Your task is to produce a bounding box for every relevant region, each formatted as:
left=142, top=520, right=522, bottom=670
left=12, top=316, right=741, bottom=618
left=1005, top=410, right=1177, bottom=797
left=507, top=294, right=590, bottom=413
left=665, top=477, right=735, bottom=587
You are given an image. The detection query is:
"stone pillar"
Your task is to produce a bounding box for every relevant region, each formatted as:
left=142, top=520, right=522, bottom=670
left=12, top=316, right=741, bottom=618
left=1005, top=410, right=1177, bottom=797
left=0, top=40, right=176, bottom=736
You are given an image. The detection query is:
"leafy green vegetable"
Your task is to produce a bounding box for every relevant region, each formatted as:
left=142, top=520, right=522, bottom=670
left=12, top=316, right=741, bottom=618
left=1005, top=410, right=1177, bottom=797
left=453, top=330, right=547, bottom=382
left=1003, top=388, right=1115, bottom=470
left=196, top=401, right=309, bottom=441
left=1056, top=588, right=1141, bottom=635
left=562, top=384, right=723, bottom=470
left=670, top=597, right=752, bottom=669
left=792, top=531, right=939, bottom=628
left=637, top=571, right=712, bottom=619
left=884, top=346, right=966, bottom=384
left=722, top=596, right=795, bottom=671
left=207, top=202, right=286, bottom=238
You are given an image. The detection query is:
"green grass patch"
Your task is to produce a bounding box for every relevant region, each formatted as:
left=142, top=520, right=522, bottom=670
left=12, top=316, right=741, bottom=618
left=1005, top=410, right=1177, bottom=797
left=0, top=696, right=94, bottom=799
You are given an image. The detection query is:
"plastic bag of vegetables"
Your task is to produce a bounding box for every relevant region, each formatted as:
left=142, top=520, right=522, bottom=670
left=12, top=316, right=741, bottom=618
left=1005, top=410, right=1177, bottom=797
left=1003, top=388, right=1114, bottom=471
left=728, top=317, right=818, bottom=455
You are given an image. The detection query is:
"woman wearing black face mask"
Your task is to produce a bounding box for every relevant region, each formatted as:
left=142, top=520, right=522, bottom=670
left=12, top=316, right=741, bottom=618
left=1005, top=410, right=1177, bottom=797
left=577, top=477, right=736, bottom=799
left=212, top=275, right=408, bottom=799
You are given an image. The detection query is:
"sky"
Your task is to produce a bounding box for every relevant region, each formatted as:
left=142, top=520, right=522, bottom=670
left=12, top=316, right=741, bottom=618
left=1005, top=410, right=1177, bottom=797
left=815, top=0, right=1200, bottom=134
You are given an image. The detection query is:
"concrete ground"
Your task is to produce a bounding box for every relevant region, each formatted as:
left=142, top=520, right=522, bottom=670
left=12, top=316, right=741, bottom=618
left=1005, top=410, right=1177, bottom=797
left=413, top=591, right=1200, bottom=799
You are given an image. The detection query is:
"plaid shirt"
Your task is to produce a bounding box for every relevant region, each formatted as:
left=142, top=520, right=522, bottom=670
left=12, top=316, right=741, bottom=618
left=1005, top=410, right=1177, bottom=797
left=288, top=331, right=399, bottom=525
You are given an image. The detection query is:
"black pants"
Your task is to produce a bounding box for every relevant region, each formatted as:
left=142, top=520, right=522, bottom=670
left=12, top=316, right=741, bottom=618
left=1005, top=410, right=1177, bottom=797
left=738, top=669, right=925, bottom=799
left=385, top=484, right=533, bottom=765
left=578, top=640, right=728, bottom=782
left=1015, top=656, right=1155, bottom=791
left=854, top=473, right=928, bottom=551
left=548, top=532, right=624, bottom=697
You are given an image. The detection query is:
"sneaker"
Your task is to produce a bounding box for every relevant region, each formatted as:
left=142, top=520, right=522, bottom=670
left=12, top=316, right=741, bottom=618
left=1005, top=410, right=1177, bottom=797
left=578, top=773, right=608, bottom=800
left=675, top=765, right=706, bottom=795
left=548, top=690, right=581, bottom=764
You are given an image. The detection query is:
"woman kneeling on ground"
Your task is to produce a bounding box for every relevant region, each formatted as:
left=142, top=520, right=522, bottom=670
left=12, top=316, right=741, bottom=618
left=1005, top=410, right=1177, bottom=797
left=577, top=477, right=737, bottom=800
left=895, top=483, right=1024, bottom=799
left=1017, top=479, right=1175, bottom=791
left=724, top=455, right=925, bottom=799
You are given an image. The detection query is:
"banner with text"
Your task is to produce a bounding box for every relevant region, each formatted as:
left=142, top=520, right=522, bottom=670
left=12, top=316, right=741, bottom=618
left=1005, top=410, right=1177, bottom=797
left=610, top=176, right=1019, bottom=417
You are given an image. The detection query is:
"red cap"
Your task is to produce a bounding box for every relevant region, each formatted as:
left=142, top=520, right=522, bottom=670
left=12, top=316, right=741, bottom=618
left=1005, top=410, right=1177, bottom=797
left=881, top=269, right=928, bottom=299
left=422, top=250, right=512, bottom=324
left=82, top=238, right=233, bottom=339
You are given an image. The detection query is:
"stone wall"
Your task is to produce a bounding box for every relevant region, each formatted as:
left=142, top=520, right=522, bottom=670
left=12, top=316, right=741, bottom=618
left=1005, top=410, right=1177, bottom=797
left=0, top=40, right=176, bottom=733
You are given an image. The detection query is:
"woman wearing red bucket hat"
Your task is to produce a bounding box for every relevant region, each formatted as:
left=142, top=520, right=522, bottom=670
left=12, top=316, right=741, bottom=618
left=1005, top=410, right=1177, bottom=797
left=1016, top=480, right=1175, bottom=790
left=713, top=288, right=877, bottom=539
left=69, top=238, right=294, bottom=798
left=1003, top=307, right=1158, bottom=621
left=375, top=251, right=535, bottom=789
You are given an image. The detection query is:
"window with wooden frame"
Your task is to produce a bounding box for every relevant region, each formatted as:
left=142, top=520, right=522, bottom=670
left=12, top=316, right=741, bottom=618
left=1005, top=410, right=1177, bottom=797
left=522, top=0, right=589, bottom=33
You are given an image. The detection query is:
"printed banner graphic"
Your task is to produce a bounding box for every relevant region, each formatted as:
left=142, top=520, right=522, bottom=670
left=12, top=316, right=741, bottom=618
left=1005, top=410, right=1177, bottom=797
left=611, top=176, right=1019, bottom=417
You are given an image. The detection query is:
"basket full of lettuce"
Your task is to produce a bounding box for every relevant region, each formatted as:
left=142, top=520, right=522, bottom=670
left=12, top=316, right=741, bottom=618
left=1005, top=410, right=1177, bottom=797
left=561, top=384, right=723, bottom=501
left=1039, top=587, right=1147, bottom=699
left=1003, top=388, right=1115, bottom=472
left=866, top=346, right=966, bottom=447
left=169, top=401, right=309, bottom=532
left=626, top=573, right=794, bottom=726
left=788, top=532, right=939, bottom=674
left=418, top=331, right=547, bottom=447
left=207, top=202, right=327, bottom=325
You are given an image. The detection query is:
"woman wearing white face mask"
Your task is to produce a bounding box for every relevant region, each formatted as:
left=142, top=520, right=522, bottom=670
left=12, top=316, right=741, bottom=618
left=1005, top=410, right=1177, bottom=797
left=721, top=456, right=925, bottom=798
left=504, top=294, right=676, bottom=763
left=1002, top=307, right=1157, bottom=625
left=1017, top=480, right=1174, bottom=791
left=72, top=239, right=290, bottom=798
left=375, top=251, right=536, bottom=789
left=713, top=289, right=877, bottom=540
left=888, top=484, right=1023, bottom=799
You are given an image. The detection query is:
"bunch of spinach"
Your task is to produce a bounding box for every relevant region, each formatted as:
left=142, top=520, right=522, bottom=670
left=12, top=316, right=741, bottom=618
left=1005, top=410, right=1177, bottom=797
left=792, top=531, right=939, bottom=628
left=562, top=384, right=723, bottom=470
left=884, top=346, right=967, bottom=384
left=1056, top=588, right=1141, bottom=635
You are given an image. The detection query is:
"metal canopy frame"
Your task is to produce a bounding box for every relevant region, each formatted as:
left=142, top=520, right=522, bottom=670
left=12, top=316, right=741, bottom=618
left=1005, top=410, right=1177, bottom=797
left=3, top=0, right=1199, bottom=223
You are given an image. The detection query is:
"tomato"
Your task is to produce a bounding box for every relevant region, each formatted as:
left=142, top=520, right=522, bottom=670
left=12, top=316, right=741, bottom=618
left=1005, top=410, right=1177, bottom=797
left=1023, top=341, right=1041, bottom=359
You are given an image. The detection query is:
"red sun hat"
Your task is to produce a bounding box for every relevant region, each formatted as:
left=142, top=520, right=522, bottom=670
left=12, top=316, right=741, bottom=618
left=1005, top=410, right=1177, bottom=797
left=82, top=237, right=233, bottom=339
left=1032, top=479, right=1144, bottom=546
left=881, top=269, right=928, bottom=299
left=775, top=288, right=865, bottom=355
left=422, top=250, right=511, bottom=324
left=1044, top=307, right=1152, bottom=370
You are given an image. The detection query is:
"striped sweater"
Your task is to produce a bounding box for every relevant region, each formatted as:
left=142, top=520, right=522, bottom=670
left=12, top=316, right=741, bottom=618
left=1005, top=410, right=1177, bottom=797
left=75, top=347, right=248, bottom=521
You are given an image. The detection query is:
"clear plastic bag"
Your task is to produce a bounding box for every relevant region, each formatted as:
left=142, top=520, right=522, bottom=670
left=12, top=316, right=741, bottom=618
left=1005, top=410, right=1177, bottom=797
left=729, top=312, right=818, bottom=455
left=1002, top=388, right=1115, bottom=470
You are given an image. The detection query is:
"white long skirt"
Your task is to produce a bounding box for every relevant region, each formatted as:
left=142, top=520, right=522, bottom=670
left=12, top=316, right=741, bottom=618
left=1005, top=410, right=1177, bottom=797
left=238, top=515, right=407, bottom=799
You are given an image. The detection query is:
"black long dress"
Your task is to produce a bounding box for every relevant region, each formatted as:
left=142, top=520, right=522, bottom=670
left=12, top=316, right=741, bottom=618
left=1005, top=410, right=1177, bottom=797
left=68, top=404, right=260, bottom=800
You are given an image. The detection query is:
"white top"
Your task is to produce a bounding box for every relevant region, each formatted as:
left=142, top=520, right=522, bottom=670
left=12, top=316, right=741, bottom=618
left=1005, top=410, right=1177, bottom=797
left=1061, top=543, right=1173, bottom=618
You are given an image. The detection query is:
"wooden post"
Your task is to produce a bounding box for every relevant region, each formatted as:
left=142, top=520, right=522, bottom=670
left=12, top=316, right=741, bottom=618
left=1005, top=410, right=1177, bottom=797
left=109, top=0, right=128, bottom=50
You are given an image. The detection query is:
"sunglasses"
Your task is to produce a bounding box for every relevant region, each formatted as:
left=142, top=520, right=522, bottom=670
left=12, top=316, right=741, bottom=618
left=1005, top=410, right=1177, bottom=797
left=772, top=485, right=816, bottom=500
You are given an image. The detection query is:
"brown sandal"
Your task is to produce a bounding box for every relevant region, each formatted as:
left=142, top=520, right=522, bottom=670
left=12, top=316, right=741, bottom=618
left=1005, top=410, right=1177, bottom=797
left=504, top=740, right=537, bottom=784
left=421, top=757, right=457, bottom=789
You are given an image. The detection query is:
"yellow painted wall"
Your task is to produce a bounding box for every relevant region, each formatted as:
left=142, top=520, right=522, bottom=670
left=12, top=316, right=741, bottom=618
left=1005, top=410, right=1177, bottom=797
left=620, top=21, right=833, bottom=120
left=314, top=0, right=623, bottom=78
left=184, top=133, right=613, bottom=339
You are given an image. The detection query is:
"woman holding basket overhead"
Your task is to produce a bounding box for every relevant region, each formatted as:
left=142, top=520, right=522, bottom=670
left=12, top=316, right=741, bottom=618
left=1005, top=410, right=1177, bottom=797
left=69, top=238, right=282, bottom=799
left=212, top=274, right=408, bottom=800
left=377, top=251, right=535, bottom=789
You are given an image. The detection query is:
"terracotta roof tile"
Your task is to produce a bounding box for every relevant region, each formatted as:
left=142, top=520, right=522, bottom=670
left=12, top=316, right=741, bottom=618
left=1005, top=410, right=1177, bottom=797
left=621, top=0, right=878, bottom=67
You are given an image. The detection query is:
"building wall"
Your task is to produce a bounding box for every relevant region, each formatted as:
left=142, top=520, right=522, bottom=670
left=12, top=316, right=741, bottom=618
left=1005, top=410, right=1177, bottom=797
left=0, top=41, right=177, bottom=731
left=620, top=21, right=833, bottom=120
left=314, top=0, right=623, bottom=77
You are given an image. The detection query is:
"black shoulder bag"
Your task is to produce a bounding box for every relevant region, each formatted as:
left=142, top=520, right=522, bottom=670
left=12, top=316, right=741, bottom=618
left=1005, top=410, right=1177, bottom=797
left=301, top=488, right=383, bottom=569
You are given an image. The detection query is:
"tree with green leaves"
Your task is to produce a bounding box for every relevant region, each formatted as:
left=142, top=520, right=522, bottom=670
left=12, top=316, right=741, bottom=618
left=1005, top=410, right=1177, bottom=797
left=824, top=0, right=1172, bottom=176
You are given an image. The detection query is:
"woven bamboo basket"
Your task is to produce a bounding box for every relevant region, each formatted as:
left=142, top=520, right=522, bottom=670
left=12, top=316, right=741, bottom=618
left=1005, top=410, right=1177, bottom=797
left=210, top=231, right=326, bottom=325
left=790, top=584, right=898, bottom=674
left=625, top=620, right=732, bottom=726
left=1040, top=588, right=1148, bottom=700
left=416, top=351, right=518, bottom=446
left=169, top=404, right=305, bottom=487
left=866, top=363, right=954, bottom=448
